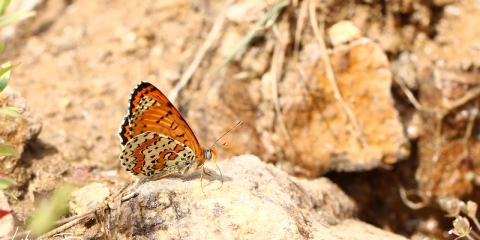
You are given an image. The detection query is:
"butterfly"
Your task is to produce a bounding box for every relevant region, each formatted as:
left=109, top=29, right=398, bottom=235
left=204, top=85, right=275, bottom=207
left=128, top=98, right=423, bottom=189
left=118, top=81, right=217, bottom=185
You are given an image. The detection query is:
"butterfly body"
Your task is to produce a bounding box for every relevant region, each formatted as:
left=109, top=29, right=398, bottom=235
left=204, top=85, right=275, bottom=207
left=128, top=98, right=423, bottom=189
left=119, top=82, right=215, bottom=179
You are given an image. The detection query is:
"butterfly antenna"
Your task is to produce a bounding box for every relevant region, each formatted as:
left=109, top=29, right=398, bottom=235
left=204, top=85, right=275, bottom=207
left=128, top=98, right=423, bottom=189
left=205, top=121, right=241, bottom=193
left=209, top=121, right=243, bottom=150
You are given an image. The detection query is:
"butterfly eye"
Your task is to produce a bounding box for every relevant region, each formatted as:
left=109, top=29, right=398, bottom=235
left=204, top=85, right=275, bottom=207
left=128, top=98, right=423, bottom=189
left=205, top=150, right=212, bottom=160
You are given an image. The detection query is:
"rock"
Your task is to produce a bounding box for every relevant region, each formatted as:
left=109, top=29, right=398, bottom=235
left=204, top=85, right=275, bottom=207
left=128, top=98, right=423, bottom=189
left=328, top=21, right=361, bottom=47
left=68, top=155, right=406, bottom=239
left=27, top=170, right=62, bottom=205
left=423, top=0, right=480, bottom=69
left=226, top=1, right=265, bottom=24
left=0, top=86, right=42, bottom=174
left=69, top=183, right=111, bottom=215
left=278, top=38, right=410, bottom=176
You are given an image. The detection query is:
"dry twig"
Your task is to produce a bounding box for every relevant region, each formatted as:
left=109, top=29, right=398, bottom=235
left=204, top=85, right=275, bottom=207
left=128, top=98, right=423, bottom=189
left=393, top=76, right=435, bottom=113
left=435, top=86, right=480, bottom=144
left=168, top=0, right=233, bottom=104
left=293, top=0, right=308, bottom=60
left=271, top=30, right=292, bottom=145
left=461, top=99, right=479, bottom=156
left=398, top=187, right=428, bottom=210
left=36, top=213, right=93, bottom=239
left=395, top=74, right=480, bottom=207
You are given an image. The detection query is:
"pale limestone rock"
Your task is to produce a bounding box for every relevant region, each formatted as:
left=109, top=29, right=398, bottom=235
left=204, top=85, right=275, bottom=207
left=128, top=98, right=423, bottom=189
left=69, top=182, right=111, bottom=215
left=69, top=155, right=407, bottom=239
left=328, top=21, right=362, bottom=47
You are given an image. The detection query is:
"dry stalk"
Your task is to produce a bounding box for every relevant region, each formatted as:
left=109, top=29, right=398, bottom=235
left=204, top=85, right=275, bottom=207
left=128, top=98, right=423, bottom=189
left=168, top=0, right=233, bottom=104
left=36, top=213, right=93, bottom=239
left=308, top=0, right=371, bottom=153
left=213, top=0, right=289, bottom=74
left=293, top=0, right=308, bottom=59
left=398, top=187, right=428, bottom=210
left=271, top=33, right=292, bottom=145
left=443, top=86, right=480, bottom=111
left=393, top=76, right=435, bottom=113
left=434, top=86, right=480, bottom=148
left=395, top=74, right=480, bottom=207
left=461, top=99, right=479, bottom=156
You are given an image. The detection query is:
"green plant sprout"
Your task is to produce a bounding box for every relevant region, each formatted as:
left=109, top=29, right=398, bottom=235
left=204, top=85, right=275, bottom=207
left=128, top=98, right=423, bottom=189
left=27, top=184, right=75, bottom=237
left=0, top=0, right=35, bottom=156
left=0, top=175, right=16, bottom=200
left=0, top=0, right=36, bottom=216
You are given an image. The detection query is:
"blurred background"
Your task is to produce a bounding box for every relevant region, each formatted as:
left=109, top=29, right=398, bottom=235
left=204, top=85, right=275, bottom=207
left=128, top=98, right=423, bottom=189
left=1, top=0, right=480, bottom=239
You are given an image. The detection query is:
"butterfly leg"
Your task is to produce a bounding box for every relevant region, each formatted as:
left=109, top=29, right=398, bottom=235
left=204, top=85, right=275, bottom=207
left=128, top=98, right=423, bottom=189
left=200, top=165, right=207, bottom=195
left=202, top=167, right=212, bottom=176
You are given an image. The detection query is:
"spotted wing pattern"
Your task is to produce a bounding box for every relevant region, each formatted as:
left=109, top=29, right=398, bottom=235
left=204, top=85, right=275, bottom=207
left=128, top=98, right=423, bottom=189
left=118, top=82, right=214, bottom=178
left=120, top=132, right=200, bottom=177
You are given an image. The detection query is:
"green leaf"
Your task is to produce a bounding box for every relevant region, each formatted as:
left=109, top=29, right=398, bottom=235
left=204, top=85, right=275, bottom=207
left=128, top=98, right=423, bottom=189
left=0, top=143, right=16, bottom=157
left=0, top=61, right=20, bottom=92
left=28, top=184, right=75, bottom=236
left=3, top=190, right=17, bottom=200
left=0, top=106, right=21, bottom=117
left=213, top=0, right=288, bottom=74
left=0, top=107, right=26, bottom=123
left=0, top=11, right=36, bottom=28
left=0, top=176, right=16, bottom=189
left=0, top=42, right=4, bottom=54
left=0, top=0, right=10, bottom=16
left=0, top=61, right=10, bottom=92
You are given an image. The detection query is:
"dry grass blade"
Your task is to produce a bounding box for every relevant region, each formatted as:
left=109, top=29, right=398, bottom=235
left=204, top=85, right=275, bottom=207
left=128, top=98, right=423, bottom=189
left=393, top=76, right=435, bottom=113
left=395, top=74, right=480, bottom=159
left=434, top=86, right=480, bottom=150
left=168, top=0, right=233, bottom=104
left=36, top=213, right=93, bottom=239
left=271, top=36, right=292, bottom=145
left=398, top=187, right=427, bottom=210
left=308, top=0, right=371, bottom=152
left=443, top=86, right=480, bottom=111
left=293, top=0, right=308, bottom=59
left=212, top=0, right=289, bottom=74
left=53, top=210, right=95, bottom=226
left=462, top=99, right=478, bottom=155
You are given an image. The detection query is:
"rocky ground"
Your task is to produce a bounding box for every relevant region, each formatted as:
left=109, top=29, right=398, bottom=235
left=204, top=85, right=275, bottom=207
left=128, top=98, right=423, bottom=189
left=1, top=0, right=480, bottom=239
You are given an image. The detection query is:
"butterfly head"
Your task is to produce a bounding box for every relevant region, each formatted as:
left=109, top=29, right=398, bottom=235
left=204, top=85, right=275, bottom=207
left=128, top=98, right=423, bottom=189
left=203, top=147, right=217, bottom=162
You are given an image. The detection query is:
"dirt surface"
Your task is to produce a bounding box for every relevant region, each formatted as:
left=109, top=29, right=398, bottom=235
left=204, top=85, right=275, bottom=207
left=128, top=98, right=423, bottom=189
left=2, top=0, right=480, bottom=239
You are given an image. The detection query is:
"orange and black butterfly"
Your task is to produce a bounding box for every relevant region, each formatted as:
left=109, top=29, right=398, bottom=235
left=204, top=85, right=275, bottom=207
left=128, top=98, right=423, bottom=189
left=118, top=82, right=216, bottom=180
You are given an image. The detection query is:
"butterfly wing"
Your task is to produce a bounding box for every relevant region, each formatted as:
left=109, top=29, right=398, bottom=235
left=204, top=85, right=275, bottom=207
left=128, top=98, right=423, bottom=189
left=120, top=132, right=199, bottom=177
left=119, top=82, right=203, bottom=158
